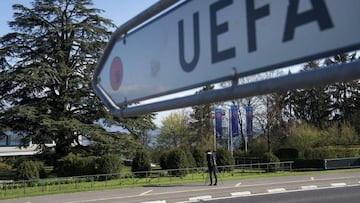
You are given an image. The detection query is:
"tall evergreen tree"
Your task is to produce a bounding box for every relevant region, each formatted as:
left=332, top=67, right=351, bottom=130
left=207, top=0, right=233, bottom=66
left=188, top=85, right=214, bottom=149
left=286, top=61, right=331, bottom=129
left=0, top=0, right=155, bottom=160
left=324, top=53, right=360, bottom=123
left=285, top=53, right=359, bottom=132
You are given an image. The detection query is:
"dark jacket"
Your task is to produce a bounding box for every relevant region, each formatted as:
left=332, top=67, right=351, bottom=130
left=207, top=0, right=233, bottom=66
left=206, top=152, right=216, bottom=168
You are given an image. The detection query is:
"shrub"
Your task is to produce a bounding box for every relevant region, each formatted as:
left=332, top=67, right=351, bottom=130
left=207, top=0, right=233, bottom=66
left=215, top=148, right=235, bottom=172
left=305, top=146, right=360, bottom=159
left=180, top=146, right=196, bottom=168
left=262, top=152, right=280, bottom=172
left=16, top=160, right=45, bottom=180
left=131, top=150, right=151, bottom=177
left=0, top=162, right=12, bottom=171
left=159, top=150, right=170, bottom=170
left=192, top=147, right=206, bottom=167
left=96, top=154, right=121, bottom=175
left=56, top=153, right=96, bottom=177
left=96, top=154, right=121, bottom=174
left=166, top=148, right=188, bottom=177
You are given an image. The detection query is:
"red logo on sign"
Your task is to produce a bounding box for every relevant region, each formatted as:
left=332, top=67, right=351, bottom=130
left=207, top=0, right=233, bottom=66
left=110, top=57, right=123, bottom=91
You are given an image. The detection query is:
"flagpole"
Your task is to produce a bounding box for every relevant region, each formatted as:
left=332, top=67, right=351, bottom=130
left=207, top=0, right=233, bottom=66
left=213, top=107, right=216, bottom=151
left=229, top=108, right=233, bottom=156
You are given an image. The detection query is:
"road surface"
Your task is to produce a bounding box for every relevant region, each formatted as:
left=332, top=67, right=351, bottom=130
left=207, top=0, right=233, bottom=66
left=1, top=171, right=359, bottom=203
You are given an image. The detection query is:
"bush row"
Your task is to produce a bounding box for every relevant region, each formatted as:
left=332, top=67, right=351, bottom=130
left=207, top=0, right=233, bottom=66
left=56, top=153, right=121, bottom=178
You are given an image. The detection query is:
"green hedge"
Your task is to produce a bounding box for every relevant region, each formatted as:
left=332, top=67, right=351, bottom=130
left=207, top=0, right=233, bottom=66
left=56, top=154, right=96, bottom=177
left=305, top=146, right=360, bottom=159
left=16, top=160, right=45, bottom=180
left=216, top=148, right=235, bottom=172
left=131, top=150, right=151, bottom=177
left=262, top=152, right=280, bottom=172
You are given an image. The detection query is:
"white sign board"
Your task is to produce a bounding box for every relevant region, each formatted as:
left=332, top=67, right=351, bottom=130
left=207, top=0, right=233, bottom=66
left=94, top=0, right=360, bottom=106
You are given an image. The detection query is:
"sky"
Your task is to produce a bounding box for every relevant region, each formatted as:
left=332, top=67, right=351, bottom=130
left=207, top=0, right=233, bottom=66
left=0, top=0, right=178, bottom=127
left=0, top=0, right=159, bottom=35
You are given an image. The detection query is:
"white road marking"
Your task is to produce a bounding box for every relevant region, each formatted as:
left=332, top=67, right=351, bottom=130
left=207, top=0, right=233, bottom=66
left=189, top=195, right=212, bottom=201
left=141, top=201, right=166, bottom=203
left=331, top=183, right=346, bottom=187
left=301, top=185, right=318, bottom=190
left=235, top=182, right=242, bottom=187
left=267, top=188, right=286, bottom=193
left=140, top=190, right=153, bottom=196
left=310, top=177, right=314, bottom=180
left=231, top=191, right=251, bottom=196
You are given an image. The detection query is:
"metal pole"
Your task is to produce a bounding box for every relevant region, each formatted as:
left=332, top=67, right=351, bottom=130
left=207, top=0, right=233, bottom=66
left=229, top=108, right=233, bottom=156
left=114, top=60, right=360, bottom=117
left=213, top=108, right=216, bottom=151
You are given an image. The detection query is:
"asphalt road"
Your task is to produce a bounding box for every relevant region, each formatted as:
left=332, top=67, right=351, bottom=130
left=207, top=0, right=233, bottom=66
left=2, top=171, right=360, bottom=203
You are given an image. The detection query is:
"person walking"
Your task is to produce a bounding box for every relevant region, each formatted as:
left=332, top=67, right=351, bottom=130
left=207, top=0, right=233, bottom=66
left=206, top=150, right=218, bottom=186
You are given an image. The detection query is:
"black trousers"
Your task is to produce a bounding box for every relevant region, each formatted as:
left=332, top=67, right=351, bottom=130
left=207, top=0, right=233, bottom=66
left=208, top=166, right=218, bottom=185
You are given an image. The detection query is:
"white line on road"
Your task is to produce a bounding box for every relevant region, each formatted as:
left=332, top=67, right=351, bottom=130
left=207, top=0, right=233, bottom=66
left=189, top=195, right=212, bottom=201
left=301, top=185, right=318, bottom=190
left=141, top=200, right=166, bottom=203
left=231, top=191, right=251, bottom=196
left=267, top=188, right=286, bottom=193
left=331, top=183, right=347, bottom=187
left=235, top=182, right=242, bottom=187
left=140, top=190, right=153, bottom=196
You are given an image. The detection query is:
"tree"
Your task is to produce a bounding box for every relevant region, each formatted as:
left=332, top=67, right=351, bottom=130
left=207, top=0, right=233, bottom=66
left=286, top=61, right=332, bottom=129
left=131, top=150, right=151, bottom=176
left=156, top=111, right=190, bottom=149
left=188, top=85, right=215, bottom=149
left=0, top=0, right=155, bottom=161
left=324, top=54, right=360, bottom=127
left=255, top=92, right=288, bottom=153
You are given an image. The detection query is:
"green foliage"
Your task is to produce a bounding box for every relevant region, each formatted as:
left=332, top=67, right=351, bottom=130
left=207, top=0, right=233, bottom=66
left=286, top=123, right=323, bottom=158
left=131, top=150, right=151, bottom=176
left=0, top=0, right=155, bottom=163
left=247, top=136, right=268, bottom=157
left=16, top=160, right=45, bottom=180
left=285, top=54, right=360, bottom=130
left=304, top=146, right=360, bottom=159
left=188, top=85, right=215, bottom=149
left=159, top=150, right=170, bottom=170
left=286, top=122, right=359, bottom=159
left=191, top=147, right=206, bottom=167
left=166, top=148, right=188, bottom=177
left=215, top=148, right=235, bottom=172
left=0, top=162, right=14, bottom=179
left=56, top=154, right=96, bottom=177
left=262, top=152, right=280, bottom=172
left=0, top=162, right=12, bottom=171
left=181, top=146, right=196, bottom=168
left=96, top=154, right=121, bottom=175
left=157, top=112, right=189, bottom=149
left=323, top=122, right=358, bottom=145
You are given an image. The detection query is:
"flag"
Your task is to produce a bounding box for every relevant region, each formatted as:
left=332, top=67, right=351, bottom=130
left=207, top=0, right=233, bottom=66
left=245, top=106, right=253, bottom=137
left=214, top=108, right=222, bottom=138
left=230, top=105, right=239, bottom=137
